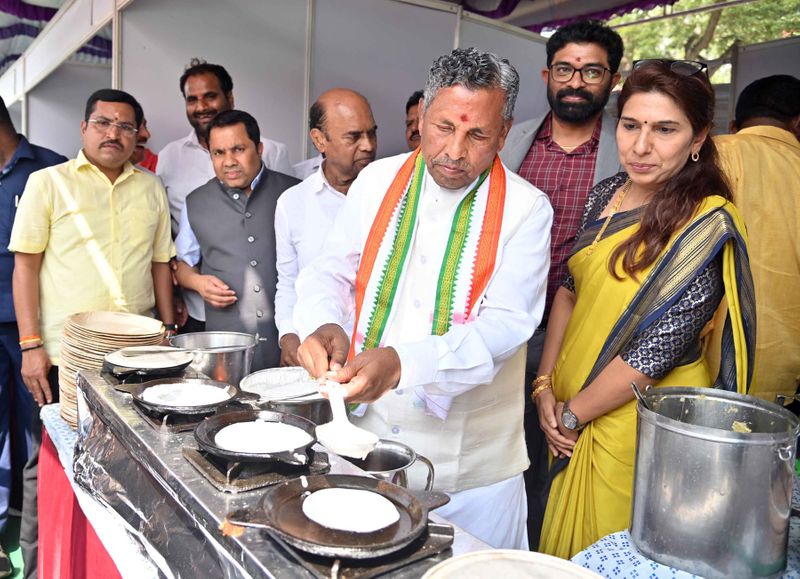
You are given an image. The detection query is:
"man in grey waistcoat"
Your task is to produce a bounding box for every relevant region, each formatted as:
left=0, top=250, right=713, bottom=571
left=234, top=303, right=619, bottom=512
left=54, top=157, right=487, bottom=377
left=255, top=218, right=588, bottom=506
left=499, top=20, right=624, bottom=549
left=174, top=110, right=300, bottom=370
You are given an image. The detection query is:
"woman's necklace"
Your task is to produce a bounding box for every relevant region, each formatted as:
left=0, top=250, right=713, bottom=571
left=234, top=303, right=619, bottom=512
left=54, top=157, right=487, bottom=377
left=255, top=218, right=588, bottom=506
left=586, top=180, right=632, bottom=256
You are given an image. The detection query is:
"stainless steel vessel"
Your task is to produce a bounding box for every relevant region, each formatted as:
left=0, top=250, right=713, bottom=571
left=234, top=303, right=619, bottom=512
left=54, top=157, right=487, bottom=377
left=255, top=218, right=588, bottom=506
left=631, top=386, right=799, bottom=578
left=169, top=332, right=256, bottom=386
left=346, top=439, right=435, bottom=491
left=239, top=367, right=332, bottom=425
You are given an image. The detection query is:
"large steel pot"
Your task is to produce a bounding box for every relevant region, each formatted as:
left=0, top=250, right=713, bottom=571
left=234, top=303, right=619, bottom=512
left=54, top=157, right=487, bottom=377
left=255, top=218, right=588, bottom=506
left=239, top=367, right=332, bottom=425
left=169, top=332, right=256, bottom=386
left=631, top=386, right=799, bottom=578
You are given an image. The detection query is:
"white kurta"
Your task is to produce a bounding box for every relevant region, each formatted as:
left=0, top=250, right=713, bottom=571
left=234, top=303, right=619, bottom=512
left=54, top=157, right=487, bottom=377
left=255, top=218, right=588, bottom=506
left=294, top=152, right=553, bottom=548
left=274, top=164, right=351, bottom=339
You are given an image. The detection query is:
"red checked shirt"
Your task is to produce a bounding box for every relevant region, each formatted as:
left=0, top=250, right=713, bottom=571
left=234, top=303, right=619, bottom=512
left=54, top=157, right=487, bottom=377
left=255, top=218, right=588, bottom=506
left=518, top=114, right=601, bottom=320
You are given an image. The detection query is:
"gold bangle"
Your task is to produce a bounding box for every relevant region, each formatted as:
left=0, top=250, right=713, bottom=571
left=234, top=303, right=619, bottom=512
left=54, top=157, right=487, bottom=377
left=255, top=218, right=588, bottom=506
left=531, top=383, right=552, bottom=401
left=533, top=374, right=552, bottom=387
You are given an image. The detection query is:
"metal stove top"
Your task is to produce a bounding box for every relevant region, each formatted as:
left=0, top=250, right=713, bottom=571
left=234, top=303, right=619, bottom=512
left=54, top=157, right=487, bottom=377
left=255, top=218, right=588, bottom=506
left=183, top=446, right=331, bottom=493
left=271, top=521, right=454, bottom=579
left=131, top=400, right=207, bottom=433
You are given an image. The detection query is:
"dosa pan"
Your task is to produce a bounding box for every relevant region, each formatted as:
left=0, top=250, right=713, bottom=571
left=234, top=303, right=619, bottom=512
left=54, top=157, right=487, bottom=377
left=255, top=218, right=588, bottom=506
left=194, top=409, right=317, bottom=465
left=226, top=474, right=450, bottom=559
left=130, top=377, right=241, bottom=416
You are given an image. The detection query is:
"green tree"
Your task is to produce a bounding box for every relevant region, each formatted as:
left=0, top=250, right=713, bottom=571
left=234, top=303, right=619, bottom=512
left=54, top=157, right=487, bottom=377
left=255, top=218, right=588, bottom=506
left=609, top=0, right=800, bottom=81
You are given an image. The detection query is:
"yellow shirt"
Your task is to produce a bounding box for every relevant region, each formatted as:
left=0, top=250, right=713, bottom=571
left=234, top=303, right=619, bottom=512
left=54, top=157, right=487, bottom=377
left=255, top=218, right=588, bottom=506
left=715, top=126, right=800, bottom=402
left=8, top=150, right=175, bottom=364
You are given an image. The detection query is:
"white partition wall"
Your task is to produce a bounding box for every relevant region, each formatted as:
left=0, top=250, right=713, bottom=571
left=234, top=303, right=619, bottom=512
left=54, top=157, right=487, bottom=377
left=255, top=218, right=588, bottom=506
left=458, top=14, right=549, bottom=125
left=312, top=0, right=459, bottom=158
left=1, top=0, right=551, bottom=164
left=27, top=62, right=111, bottom=158
left=731, top=37, right=800, bottom=122
left=7, top=101, right=22, bottom=134
left=120, top=0, right=308, bottom=159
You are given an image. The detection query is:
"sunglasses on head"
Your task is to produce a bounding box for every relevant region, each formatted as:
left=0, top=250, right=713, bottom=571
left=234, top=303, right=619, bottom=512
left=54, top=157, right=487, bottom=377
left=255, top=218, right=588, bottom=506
left=632, top=59, right=708, bottom=77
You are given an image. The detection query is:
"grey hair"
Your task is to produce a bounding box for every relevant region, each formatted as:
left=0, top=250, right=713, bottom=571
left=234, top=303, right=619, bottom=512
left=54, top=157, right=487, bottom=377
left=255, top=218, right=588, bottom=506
left=423, top=47, right=519, bottom=121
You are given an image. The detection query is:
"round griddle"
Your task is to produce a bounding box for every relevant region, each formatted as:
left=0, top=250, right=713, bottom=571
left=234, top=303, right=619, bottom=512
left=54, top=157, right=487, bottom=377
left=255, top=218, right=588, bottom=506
left=130, top=377, right=239, bottom=416
left=227, top=474, right=450, bottom=559
left=194, top=409, right=317, bottom=465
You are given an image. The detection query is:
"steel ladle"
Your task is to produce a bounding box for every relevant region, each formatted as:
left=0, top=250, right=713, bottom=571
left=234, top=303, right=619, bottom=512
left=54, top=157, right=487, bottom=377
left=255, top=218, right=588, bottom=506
left=315, top=382, right=378, bottom=460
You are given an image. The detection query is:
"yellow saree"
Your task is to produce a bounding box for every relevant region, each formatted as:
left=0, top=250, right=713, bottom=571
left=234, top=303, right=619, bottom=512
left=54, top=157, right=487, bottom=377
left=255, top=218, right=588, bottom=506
left=539, top=194, right=754, bottom=559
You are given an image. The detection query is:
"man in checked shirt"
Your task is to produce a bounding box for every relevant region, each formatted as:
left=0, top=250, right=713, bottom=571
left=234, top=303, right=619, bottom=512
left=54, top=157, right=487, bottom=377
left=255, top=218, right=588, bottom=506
left=500, top=19, right=624, bottom=549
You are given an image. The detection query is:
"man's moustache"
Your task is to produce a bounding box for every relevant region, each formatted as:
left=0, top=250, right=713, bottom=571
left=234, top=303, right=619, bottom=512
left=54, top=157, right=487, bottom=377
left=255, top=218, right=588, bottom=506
left=100, top=140, right=123, bottom=148
left=432, top=157, right=467, bottom=170
left=556, top=88, right=594, bottom=102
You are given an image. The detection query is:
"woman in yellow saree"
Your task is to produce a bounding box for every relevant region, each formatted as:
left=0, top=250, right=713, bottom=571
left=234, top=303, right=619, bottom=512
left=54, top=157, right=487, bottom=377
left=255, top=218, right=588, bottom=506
left=534, top=60, right=756, bottom=559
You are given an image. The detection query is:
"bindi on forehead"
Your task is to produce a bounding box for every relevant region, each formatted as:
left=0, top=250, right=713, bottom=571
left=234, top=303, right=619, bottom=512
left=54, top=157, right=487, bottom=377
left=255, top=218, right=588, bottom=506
left=460, top=114, right=469, bottom=122
left=575, top=57, right=582, bottom=63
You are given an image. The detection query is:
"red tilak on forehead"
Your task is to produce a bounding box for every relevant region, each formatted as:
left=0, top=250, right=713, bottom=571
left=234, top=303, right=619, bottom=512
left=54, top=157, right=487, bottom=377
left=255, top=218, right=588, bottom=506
left=460, top=114, right=469, bottom=122
left=575, top=57, right=582, bottom=63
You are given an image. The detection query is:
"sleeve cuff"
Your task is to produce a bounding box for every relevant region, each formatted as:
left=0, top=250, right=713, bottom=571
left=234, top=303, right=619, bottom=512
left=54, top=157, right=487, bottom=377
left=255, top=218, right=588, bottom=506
left=8, top=240, right=47, bottom=254
left=393, top=338, right=439, bottom=391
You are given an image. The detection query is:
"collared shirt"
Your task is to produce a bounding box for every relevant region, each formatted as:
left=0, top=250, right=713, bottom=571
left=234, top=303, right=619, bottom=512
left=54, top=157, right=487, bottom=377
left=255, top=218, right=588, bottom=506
left=8, top=150, right=175, bottom=363
left=291, top=154, right=323, bottom=180
left=158, top=129, right=292, bottom=233
left=176, top=163, right=266, bottom=267
left=715, top=126, right=800, bottom=401
left=294, top=152, right=553, bottom=396
left=517, top=114, right=601, bottom=318
left=274, top=163, right=348, bottom=338
left=158, top=129, right=291, bottom=322
left=0, top=135, right=66, bottom=322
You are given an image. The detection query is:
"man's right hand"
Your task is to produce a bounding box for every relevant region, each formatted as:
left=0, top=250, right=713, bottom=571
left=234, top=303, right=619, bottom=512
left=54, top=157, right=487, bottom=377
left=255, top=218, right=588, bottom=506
left=296, top=324, right=350, bottom=379
left=174, top=294, right=189, bottom=327
left=21, top=347, right=53, bottom=407
left=196, top=275, right=237, bottom=308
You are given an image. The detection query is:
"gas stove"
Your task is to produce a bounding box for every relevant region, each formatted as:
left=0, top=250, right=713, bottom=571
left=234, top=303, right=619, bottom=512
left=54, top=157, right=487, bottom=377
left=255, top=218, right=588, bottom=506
left=267, top=520, right=454, bottom=578
left=183, top=445, right=331, bottom=493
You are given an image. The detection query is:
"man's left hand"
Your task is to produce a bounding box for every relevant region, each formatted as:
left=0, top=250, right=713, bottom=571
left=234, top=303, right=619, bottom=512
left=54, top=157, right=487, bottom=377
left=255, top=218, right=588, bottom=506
left=331, top=347, right=401, bottom=403
left=279, top=333, right=301, bottom=367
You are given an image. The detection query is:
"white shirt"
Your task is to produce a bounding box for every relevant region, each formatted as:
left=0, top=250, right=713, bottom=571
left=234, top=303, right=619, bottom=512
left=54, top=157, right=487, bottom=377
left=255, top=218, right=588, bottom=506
left=176, top=164, right=266, bottom=268
left=291, top=154, right=323, bottom=180
left=274, top=164, right=350, bottom=339
left=157, top=129, right=291, bottom=320
left=294, top=152, right=553, bottom=398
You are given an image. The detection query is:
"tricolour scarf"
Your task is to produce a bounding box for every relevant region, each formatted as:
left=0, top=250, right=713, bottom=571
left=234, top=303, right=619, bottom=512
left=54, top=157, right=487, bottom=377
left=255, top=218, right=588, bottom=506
left=349, top=151, right=507, bottom=368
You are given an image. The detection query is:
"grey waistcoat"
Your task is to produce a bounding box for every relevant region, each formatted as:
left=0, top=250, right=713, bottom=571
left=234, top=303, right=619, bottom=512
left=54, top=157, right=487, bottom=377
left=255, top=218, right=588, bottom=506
left=186, top=169, right=300, bottom=370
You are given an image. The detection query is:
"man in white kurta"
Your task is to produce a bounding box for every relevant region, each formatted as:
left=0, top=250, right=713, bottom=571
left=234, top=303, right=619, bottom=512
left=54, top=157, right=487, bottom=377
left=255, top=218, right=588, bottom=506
left=275, top=89, right=377, bottom=366
left=294, top=48, right=552, bottom=549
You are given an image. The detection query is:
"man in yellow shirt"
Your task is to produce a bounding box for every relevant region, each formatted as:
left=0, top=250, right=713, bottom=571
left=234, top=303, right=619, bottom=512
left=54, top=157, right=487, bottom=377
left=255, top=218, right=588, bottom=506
left=715, top=75, right=800, bottom=404
left=8, top=88, right=175, bottom=578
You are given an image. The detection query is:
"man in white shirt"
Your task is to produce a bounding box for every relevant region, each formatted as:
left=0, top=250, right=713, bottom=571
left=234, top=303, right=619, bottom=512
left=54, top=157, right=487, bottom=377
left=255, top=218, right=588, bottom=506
left=294, top=48, right=553, bottom=549
left=158, top=59, right=292, bottom=332
left=275, top=88, right=377, bottom=366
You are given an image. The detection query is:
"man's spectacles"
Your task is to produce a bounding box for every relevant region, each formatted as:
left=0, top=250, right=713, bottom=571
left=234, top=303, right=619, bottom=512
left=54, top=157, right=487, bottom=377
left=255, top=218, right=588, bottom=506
left=87, top=118, right=138, bottom=136
left=549, top=63, right=611, bottom=85
left=632, top=59, right=708, bottom=77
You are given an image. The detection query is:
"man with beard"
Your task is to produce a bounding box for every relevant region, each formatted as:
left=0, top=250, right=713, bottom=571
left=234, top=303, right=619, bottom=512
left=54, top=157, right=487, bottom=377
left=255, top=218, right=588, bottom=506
left=158, top=59, right=292, bottom=332
left=499, top=19, right=623, bottom=549
left=294, top=48, right=552, bottom=549
left=274, top=88, right=377, bottom=366
left=404, top=90, right=423, bottom=150
left=174, top=110, right=299, bottom=370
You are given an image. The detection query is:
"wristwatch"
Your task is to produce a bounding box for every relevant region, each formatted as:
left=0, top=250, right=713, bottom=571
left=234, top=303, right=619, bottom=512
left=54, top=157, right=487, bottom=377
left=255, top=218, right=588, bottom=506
left=561, top=400, right=584, bottom=431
